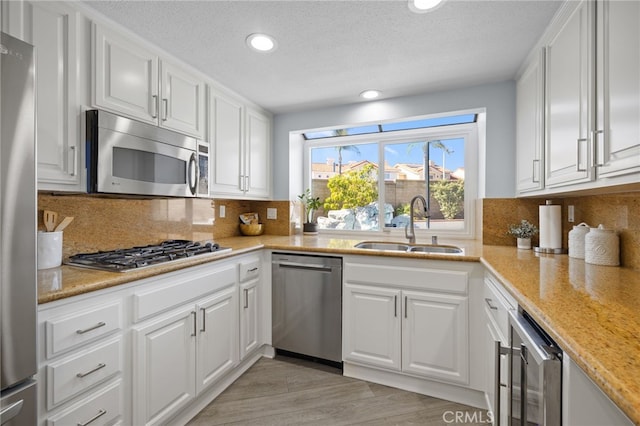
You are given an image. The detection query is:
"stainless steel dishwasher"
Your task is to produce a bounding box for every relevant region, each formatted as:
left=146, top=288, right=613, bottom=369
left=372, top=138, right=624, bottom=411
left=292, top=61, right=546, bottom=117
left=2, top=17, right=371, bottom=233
left=272, top=253, right=342, bottom=364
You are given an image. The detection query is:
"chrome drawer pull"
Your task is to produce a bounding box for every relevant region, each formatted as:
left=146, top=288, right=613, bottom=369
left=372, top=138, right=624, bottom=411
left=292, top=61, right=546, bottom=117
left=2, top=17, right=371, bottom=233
left=77, top=409, right=107, bottom=426
left=76, top=363, right=106, bottom=378
left=485, top=298, right=498, bottom=310
left=76, top=322, right=106, bottom=334
left=248, top=267, right=258, bottom=272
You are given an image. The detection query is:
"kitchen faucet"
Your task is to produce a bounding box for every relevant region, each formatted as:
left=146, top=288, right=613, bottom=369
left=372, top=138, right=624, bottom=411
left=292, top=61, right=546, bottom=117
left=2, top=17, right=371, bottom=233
left=405, top=195, right=429, bottom=244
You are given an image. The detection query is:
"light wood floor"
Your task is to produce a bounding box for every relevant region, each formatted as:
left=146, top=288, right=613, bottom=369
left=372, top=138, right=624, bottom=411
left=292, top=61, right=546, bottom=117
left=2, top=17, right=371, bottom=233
left=188, top=355, right=490, bottom=425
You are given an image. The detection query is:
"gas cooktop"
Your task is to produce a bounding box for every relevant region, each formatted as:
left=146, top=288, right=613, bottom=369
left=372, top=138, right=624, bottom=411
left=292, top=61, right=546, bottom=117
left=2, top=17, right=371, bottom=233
left=66, top=240, right=231, bottom=272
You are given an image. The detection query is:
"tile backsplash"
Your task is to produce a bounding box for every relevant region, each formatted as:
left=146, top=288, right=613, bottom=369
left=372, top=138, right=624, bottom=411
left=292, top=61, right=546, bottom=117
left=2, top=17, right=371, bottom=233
left=483, top=192, right=640, bottom=270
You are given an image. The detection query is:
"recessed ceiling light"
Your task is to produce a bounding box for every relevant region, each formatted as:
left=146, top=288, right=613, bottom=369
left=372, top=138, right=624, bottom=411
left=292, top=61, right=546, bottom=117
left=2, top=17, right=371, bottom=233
left=246, top=33, right=277, bottom=52
left=360, top=90, right=381, bottom=100
left=409, top=0, right=445, bottom=13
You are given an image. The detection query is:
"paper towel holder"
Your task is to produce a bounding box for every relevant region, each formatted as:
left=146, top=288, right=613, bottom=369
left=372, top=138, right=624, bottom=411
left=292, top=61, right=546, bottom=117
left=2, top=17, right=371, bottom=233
left=534, top=200, right=568, bottom=254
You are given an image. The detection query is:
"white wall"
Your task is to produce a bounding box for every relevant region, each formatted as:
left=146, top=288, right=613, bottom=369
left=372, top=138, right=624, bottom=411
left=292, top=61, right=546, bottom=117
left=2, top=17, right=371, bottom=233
left=273, top=80, right=516, bottom=200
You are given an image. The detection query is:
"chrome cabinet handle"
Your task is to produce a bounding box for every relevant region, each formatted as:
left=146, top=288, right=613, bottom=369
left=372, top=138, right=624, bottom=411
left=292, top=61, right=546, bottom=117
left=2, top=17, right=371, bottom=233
left=532, top=159, right=539, bottom=183
left=593, top=129, right=605, bottom=166
left=200, top=307, right=206, bottom=332
left=244, top=289, right=249, bottom=309
left=248, top=267, right=258, bottom=272
left=151, top=95, right=158, bottom=118
left=576, top=138, right=588, bottom=172
left=404, top=296, right=408, bottom=319
left=485, top=298, right=498, bottom=310
left=239, top=175, right=244, bottom=191
left=162, top=98, right=168, bottom=121
left=76, top=362, right=106, bottom=378
left=191, top=311, right=197, bottom=336
left=76, top=322, right=106, bottom=334
left=77, top=409, right=107, bottom=426
left=394, top=295, right=397, bottom=318
left=244, top=175, right=249, bottom=192
left=70, top=146, right=77, bottom=176
left=0, top=399, right=24, bottom=423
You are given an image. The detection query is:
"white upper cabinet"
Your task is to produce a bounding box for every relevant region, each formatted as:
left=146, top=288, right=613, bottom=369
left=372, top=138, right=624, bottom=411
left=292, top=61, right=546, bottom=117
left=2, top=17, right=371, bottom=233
left=519, top=0, right=640, bottom=195
left=8, top=1, right=85, bottom=191
left=160, top=60, right=206, bottom=138
left=245, top=107, right=272, bottom=198
left=93, top=23, right=205, bottom=139
left=93, top=23, right=158, bottom=124
left=594, top=0, right=640, bottom=178
left=544, top=0, right=595, bottom=188
left=516, top=49, right=545, bottom=194
left=209, top=89, right=272, bottom=199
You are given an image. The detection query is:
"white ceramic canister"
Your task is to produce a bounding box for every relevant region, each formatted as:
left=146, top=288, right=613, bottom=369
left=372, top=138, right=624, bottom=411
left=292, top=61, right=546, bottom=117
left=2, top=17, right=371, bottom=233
left=568, top=222, right=590, bottom=259
left=584, top=224, right=619, bottom=266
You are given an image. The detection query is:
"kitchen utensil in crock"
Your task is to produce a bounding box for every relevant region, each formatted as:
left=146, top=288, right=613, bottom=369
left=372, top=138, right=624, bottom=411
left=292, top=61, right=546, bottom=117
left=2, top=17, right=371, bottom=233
left=43, top=210, right=58, bottom=232
left=54, top=216, right=74, bottom=232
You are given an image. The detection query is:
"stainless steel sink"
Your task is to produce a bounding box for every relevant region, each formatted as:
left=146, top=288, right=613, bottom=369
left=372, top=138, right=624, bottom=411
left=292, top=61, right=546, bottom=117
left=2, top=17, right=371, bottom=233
left=407, top=245, right=463, bottom=254
left=354, top=242, right=410, bottom=251
left=354, top=241, right=462, bottom=254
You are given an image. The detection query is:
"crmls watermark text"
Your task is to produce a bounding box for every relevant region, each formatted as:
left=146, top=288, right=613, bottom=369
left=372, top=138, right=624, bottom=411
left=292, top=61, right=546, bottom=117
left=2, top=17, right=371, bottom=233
left=442, top=410, right=494, bottom=424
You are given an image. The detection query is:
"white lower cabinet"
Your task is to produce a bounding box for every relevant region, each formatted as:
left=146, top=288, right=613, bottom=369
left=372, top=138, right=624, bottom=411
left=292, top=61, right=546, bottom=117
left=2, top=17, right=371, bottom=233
left=132, top=265, right=238, bottom=426
left=482, top=272, right=515, bottom=426
left=239, top=257, right=262, bottom=360
left=343, top=256, right=482, bottom=394
left=38, top=295, right=125, bottom=425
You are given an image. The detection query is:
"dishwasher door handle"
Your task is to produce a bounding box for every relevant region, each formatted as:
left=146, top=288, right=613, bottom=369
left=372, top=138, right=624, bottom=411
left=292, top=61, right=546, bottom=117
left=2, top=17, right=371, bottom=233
left=275, top=262, right=334, bottom=273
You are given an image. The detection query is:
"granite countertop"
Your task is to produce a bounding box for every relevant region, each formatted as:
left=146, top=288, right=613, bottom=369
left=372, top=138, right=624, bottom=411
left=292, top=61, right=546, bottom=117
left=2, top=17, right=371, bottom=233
left=37, top=235, right=640, bottom=424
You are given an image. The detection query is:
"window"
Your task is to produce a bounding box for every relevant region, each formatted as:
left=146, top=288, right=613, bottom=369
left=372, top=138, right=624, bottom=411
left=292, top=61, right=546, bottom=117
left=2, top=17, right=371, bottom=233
left=303, top=112, right=478, bottom=238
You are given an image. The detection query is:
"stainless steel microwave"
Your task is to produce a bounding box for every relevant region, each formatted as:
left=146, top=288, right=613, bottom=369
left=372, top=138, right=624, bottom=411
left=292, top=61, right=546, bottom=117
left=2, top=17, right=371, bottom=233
left=86, top=109, right=209, bottom=198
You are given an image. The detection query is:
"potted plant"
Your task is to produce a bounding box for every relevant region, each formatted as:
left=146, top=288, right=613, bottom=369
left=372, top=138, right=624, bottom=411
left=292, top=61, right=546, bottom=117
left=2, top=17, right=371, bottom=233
left=507, top=219, right=538, bottom=250
left=298, top=189, right=322, bottom=234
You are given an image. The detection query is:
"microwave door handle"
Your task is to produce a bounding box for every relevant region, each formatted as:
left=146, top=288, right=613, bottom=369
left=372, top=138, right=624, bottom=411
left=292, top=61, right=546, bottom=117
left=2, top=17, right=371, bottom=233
left=188, top=153, right=197, bottom=195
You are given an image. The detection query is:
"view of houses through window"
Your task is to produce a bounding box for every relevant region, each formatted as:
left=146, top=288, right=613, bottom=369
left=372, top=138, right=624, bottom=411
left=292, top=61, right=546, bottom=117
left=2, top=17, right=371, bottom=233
left=304, top=115, right=474, bottom=234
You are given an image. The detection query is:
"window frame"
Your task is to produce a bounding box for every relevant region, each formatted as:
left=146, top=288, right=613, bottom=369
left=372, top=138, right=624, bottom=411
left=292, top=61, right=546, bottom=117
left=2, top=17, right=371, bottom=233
left=302, top=115, right=480, bottom=240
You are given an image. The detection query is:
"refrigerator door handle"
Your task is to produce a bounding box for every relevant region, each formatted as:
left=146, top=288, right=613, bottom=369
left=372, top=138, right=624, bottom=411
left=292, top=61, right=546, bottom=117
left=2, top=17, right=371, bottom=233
left=0, top=399, right=24, bottom=424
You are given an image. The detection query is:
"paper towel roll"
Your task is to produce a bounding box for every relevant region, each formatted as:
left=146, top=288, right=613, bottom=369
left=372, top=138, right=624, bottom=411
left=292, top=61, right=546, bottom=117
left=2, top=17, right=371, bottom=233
left=539, top=204, right=562, bottom=249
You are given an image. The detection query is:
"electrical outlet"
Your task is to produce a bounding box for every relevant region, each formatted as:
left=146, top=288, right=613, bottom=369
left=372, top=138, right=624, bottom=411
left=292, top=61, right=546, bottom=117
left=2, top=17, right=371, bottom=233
left=267, top=208, right=277, bottom=220
left=568, top=205, right=575, bottom=223
left=219, top=205, right=226, bottom=218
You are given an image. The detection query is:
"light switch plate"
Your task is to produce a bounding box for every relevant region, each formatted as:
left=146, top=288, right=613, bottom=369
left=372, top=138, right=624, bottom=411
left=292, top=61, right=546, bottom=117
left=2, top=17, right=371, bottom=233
left=219, top=205, right=226, bottom=218
left=568, top=205, right=574, bottom=223
left=267, top=208, right=277, bottom=220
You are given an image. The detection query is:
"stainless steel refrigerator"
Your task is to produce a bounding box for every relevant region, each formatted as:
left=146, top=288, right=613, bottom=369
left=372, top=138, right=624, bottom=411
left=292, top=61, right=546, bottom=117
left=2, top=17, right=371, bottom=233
left=0, top=32, right=37, bottom=425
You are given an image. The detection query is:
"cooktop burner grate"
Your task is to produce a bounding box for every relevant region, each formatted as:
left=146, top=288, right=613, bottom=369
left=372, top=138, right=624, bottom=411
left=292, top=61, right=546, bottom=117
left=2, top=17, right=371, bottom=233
left=66, top=240, right=231, bottom=272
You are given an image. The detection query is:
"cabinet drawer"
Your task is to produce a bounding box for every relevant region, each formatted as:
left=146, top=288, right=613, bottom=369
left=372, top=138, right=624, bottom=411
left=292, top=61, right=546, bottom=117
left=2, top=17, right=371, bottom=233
left=239, top=259, right=260, bottom=282
left=45, top=301, right=122, bottom=359
left=483, top=275, right=516, bottom=339
left=47, top=337, right=122, bottom=409
left=47, top=379, right=122, bottom=426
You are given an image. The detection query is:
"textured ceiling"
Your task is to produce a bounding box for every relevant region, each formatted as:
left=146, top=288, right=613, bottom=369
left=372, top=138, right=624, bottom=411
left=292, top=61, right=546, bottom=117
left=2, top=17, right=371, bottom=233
left=83, top=0, right=562, bottom=114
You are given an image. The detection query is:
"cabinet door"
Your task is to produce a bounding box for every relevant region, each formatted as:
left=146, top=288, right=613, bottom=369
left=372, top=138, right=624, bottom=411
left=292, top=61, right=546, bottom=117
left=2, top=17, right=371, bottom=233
left=132, top=306, right=196, bottom=426
left=402, top=290, right=468, bottom=384
left=516, top=49, right=545, bottom=194
left=245, top=107, right=271, bottom=198
left=240, top=278, right=259, bottom=360
left=210, top=91, right=244, bottom=196
left=545, top=1, right=595, bottom=188
left=343, top=284, right=401, bottom=371
left=484, top=320, right=508, bottom=426
left=595, top=0, right=640, bottom=178
left=160, top=60, right=206, bottom=138
left=23, top=2, right=82, bottom=189
left=93, top=23, right=159, bottom=124
left=196, top=286, right=239, bottom=394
